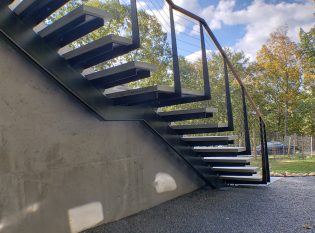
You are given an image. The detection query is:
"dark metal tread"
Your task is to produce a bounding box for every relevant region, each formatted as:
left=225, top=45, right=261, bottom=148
left=106, top=85, right=206, bottom=106
left=170, top=123, right=229, bottom=134
left=63, top=34, right=132, bottom=69
left=14, top=0, right=70, bottom=27
left=212, top=166, right=258, bottom=173
left=38, top=5, right=111, bottom=48
left=219, top=175, right=262, bottom=182
left=86, top=61, right=156, bottom=89
left=194, top=146, right=246, bottom=153
left=157, top=107, right=217, bottom=121
left=203, top=156, right=252, bottom=163
left=181, top=135, right=236, bottom=146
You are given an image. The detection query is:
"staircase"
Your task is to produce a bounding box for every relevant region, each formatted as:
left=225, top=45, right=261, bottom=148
left=0, top=0, right=270, bottom=188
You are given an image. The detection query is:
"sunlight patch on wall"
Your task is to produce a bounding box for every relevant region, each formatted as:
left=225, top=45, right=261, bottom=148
left=153, top=172, right=177, bottom=193
left=68, top=202, right=104, bottom=233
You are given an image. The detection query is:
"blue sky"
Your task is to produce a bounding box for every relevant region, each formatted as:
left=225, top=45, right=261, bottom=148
left=139, top=0, right=314, bottom=61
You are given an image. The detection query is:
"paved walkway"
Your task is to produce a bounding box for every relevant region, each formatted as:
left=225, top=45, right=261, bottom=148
left=86, top=177, right=315, bottom=233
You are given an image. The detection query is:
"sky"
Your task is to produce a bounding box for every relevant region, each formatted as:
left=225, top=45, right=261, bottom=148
left=138, top=0, right=314, bottom=61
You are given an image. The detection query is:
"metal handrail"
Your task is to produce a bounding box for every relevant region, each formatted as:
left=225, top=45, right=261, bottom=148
left=166, top=0, right=264, bottom=121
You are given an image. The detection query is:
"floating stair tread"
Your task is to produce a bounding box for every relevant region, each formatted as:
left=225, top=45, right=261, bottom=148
left=203, top=157, right=251, bottom=163
left=14, top=0, right=70, bottom=26
left=86, top=61, right=156, bottom=80
left=170, top=123, right=228, bottom=130
left=181, top=135, right=236, bottom=141
left=63, top=34, right=132, bottom=60
left=157, top=107, right=217, bottom=121
left=194, top=147, right=246, bottom=153
left=158, top=107, right=217, bottom=116
left=38, top=5, right=111, bottom=46
left=219, top=175, right=262, bottom=182
left=106, top=85, right=204, bottom=99
left=212, top=166, right=258, bottom=173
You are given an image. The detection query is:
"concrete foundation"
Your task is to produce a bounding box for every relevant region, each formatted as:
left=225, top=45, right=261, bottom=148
left=0, top=37, right=203, bottom=233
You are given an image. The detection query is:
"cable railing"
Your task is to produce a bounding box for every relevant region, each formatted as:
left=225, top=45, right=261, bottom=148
left=147, top=0, right=270, bottom=182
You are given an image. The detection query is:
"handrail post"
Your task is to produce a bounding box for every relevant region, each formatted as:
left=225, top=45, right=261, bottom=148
left=241, top=85, right=251, bottom=154
left=169, top=5, right=181, bottom=95
left=223, top=57, right=233, bottom=130
left=199, top=23, right=210, bottom=98
left=263, top=121, right=270, bottom=182
left=130, top=0, right=140, bottom=48
left=260, top=118, right=267, bottom=183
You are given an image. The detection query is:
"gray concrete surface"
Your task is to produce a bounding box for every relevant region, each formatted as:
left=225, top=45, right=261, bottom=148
left=86, top=177, right=315, bottom=233
left=0, top=36, right=203, bottom=233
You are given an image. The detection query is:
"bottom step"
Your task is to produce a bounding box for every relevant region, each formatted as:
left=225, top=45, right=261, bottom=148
left=219, top=175, right=263, bottom=184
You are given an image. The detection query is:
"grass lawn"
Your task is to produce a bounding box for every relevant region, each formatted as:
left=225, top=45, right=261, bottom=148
left=252, top=156, right=315, bottom=175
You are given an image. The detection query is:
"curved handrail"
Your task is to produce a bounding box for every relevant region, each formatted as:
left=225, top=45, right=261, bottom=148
left=166, top=0, right=264, bottom=120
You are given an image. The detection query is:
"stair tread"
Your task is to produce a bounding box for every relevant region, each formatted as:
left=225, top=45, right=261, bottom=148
left=203, top=157, right=251, bottom=163
left=106, top=85, right=204, bottom=99
left=86, top=61, right=156, bottom=80
left=14, top=0, right=70, bottom=26
left=194, top=147, right=246, bottom=152
left=157, top=107, right=217, bottom=116
left=170, top=123, right=228, bottom=129
left=212, top=166, right=258, bottom=172
left=182, top=135, right=236, bottom=141
left=219, top=175, right=262, bottom=182
left=63, top=34, right=132, bottom=60
left=38, top=5, right=111, bottom=47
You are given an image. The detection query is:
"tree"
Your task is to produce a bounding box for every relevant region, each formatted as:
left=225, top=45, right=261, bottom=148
left=255, top=26, right=301, bottom=136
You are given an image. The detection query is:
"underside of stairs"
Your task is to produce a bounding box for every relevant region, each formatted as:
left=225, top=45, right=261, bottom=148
left=0, top=0, right=270, bottom=188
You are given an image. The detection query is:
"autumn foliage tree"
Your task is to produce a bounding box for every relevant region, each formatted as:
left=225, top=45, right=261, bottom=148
left=255, top=27, right=301, bottom=136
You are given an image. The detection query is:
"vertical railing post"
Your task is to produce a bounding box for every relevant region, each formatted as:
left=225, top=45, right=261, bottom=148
left=130, top=0, right=140, bottom=48
left=199, top=22, right=210, bottom=98
left=223, top=57, right=233, bottom=130
left=263, top=121, right=270, bottom=182
left=260, top=118, right=267, bottom=183
left=169, top=5, right=181, bottom=95
left=241, top=85, right=251, bottom=154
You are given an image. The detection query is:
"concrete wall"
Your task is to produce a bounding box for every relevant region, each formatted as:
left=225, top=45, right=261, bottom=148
left=0, top=38, right=203, bottom=233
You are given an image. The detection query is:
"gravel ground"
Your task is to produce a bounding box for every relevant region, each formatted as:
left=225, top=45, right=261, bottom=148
left=86, top=177, right=315, bottom=233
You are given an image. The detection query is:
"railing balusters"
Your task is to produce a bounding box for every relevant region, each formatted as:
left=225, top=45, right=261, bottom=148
left=130, top=0, right=140, bottom=48
left=241, top=86, right=251, bottom=155
left=260, top=118, right=267, bottom=183
left=263, top=121, right=271, bottom=182
left=169, top=5, right=181, bottom=95
left=223, top=57, right=233, bottom=130
left=199, top=23, right=210, bottom=98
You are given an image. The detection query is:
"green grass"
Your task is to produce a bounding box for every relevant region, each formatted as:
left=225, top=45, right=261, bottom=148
left=252, top=156, right=315, bottom=174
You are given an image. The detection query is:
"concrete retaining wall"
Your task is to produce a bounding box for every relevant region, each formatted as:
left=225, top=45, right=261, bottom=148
left=0, top=37, right=203, bottom=233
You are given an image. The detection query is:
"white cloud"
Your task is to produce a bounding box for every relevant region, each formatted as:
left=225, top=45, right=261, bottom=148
left=185, top=49, right=215, bottom=62
left=198, top=0, right=314, bottom=60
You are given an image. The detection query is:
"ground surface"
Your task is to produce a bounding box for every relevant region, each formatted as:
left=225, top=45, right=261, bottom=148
left=85, top=177, right=315, bottom=233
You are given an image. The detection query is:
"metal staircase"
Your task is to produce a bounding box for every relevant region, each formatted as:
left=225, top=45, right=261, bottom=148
left=0, top=0, right=270, bottom=188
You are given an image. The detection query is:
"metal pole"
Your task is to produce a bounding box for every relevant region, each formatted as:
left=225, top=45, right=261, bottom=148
left=130, top=0, right=140, bottom=48
left=169, top=5, right=181, bottom=95
left=241, top=86, right=251, bottom=154
left=224, top=58, right=233, bottom=130
left=199, top=22, right=210, bottom=98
